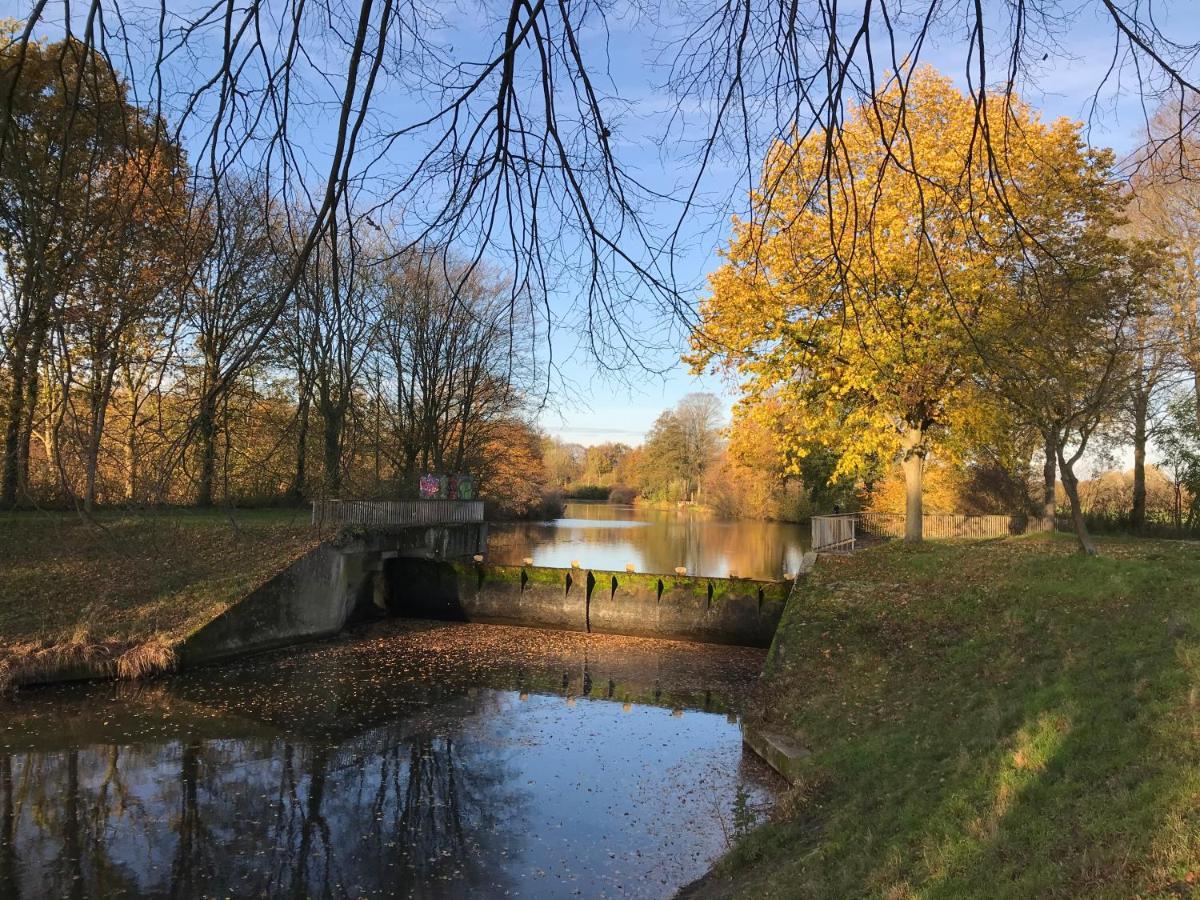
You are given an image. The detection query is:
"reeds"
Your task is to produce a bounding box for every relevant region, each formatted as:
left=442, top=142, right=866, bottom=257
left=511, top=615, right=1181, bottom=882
left=0, top=631, right=177, bottom=692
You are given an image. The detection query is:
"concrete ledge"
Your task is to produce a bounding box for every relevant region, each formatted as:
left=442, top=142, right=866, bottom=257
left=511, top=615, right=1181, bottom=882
left=179, top=543, right=363, bottom=667
left=384, top=563, right=791, bottom=647
left=165, top=541, right=795, bottom=675
left=742, top=723, right=811, bottom=783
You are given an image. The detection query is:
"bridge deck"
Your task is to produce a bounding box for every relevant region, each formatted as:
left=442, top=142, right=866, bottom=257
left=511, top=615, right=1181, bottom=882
left=312, top=499, right=484, bottom=527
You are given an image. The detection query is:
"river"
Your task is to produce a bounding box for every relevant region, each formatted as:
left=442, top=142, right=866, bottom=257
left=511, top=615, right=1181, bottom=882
left=0, top=619, right=782, bottom=898
left=0, top=503, right=799, bottom=897
left=490, top=501, right=810, bottom=580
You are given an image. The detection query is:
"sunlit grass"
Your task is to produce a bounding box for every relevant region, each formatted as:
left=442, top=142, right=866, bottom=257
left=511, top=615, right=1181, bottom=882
left=0, top=508, right=317, bottom=689
left=712, top=535, right=1200, bottom=898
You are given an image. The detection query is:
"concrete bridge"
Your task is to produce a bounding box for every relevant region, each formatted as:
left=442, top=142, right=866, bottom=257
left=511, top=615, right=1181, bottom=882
left=181, top=519, right=489, bottom=666
left=181, top=501, right=797, bottom=666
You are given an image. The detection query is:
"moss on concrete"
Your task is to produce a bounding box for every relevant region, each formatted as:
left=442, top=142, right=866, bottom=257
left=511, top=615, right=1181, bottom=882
left=458, top=562, right=788, bottom=600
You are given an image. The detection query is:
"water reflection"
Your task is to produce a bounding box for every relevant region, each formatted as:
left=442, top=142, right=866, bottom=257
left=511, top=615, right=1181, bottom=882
left=490, top=502, right=810, bottom=579
left=0, top=621, right=780, bottom=898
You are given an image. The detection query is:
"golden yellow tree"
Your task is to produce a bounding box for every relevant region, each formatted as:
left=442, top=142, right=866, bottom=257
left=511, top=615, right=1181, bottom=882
left=690, top=66, right=1113, bottom=541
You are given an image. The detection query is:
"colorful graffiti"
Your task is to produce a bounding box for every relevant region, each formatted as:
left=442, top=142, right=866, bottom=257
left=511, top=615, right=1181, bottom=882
left=420, top=474, right=475, bottom=500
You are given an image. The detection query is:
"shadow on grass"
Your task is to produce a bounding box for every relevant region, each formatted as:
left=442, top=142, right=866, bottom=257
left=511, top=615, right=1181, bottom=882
left=719, top=539, right=1200, bottom=898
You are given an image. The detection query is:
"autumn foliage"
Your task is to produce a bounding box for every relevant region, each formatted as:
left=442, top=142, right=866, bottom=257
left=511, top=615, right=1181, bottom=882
left=691, top=67, right=1168, bottom=550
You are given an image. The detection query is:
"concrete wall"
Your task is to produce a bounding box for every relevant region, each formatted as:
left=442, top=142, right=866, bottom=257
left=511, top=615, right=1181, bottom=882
left=180, top=527, right=788, bottom=668
left=387, top=562, right=790, bottom=648
left=180, top=523, right=486, bottom=666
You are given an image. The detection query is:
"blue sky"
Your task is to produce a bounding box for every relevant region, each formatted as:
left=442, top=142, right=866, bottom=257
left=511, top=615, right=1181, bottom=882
left=6, top=0, right=1197, bottom=450
left=535, top=2, right=1199, bottom=446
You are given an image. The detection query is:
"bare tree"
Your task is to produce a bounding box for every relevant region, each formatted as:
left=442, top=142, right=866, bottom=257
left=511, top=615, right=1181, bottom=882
left=284, top=213, right=378, bottom=497
left=4, top=2, right=1195, bottom=399
left=377, top=249, right=531, bottom=491
left=1, top=4, right=1198, bottom=511
left=185, top=177, right=282, bottom=506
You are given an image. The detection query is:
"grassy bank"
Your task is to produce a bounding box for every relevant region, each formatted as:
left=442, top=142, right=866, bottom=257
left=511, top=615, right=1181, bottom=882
left=706, top=535, right=1200, bottom=898
left=0, top=508, right=317, bottom=690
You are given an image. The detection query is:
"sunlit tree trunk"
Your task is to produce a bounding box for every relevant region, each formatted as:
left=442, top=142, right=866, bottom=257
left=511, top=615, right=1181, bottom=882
left=1042, top=434, right=1058, bottom=524
left=1194, top=370, right=1200, bottom=428
left=1057, top=447, right=1098, bottom=556
left=1131, top=389, right=1149, bottom=531
left=900, top=427, right=925, bottom=543
left=125, top=425, right=137, bottom=503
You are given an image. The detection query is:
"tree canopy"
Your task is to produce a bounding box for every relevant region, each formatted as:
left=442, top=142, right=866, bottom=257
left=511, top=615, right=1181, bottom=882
left=691, top=67, right=1144, bottom=547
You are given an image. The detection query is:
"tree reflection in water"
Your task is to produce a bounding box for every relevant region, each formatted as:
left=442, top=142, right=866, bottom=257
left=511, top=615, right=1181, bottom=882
left=0, top=621, right=778, bottom=897
left=1, top=712, right=522, bottom=896
left=489, top=501, right=809, bottom=579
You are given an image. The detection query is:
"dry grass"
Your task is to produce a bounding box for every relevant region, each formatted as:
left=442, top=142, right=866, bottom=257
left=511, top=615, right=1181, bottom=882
left=0, top=508, right=317, bottom=690
left=0, top=634, right=177, bottom=691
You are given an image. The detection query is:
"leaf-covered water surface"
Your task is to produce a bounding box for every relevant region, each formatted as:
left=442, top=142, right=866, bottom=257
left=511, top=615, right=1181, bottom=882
left=0, top=620, right=782, bottom=898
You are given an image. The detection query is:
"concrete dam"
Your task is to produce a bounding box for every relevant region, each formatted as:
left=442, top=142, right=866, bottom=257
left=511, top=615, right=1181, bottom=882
left=180, top=522, right=795, bottom=666
left=388, top=559, right=789, bottom=647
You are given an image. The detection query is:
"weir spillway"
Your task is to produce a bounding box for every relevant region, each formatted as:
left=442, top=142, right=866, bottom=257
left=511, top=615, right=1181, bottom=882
left=180, top=524, right=795, bottom=667
left=388, top=560, right=789, bottom=647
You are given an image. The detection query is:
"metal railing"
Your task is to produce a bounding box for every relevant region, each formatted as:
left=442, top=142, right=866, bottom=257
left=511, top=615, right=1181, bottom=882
left=811, top=514, right=858, bottom=551
left=311, top=499, right=485, bottom=527
left=812, top=512, right=1052, bottom=551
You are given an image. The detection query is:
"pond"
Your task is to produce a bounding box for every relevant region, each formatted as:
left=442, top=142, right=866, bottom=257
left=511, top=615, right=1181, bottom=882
left=490, top=501, right=810, bottom=580
left=0, top=620, right=782, bottom=898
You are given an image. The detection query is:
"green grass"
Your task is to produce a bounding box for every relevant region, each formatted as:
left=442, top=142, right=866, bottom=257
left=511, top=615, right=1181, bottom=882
left=714, top=534, right=1200, bottom=899
left=0, top=508, right=318, bottom=688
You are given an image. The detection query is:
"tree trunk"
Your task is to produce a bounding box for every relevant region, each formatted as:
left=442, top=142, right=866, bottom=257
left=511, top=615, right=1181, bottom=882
left=195, top=394, right=217, bottom=508
left=82, top=387, right=109, bottom=513
left=323, top=408, right=343, bottom=498
left=1194, top=370, right=1200, bottom=428
left=1, top=357, right=26, bottom=507
left=290, top=389, right=310, bottom=503
left=1042, top=435, right=1057, bottom=525
left=125, top=425, right=137, bottom=502
left=900, top=427, right=924, bottom=543
left=83, top=448, right=99, bottom=513
left=1057, top=448, right=1098, bottom=556
left=1131, top=391, right=1148, bottom=532
left=17, top=332, right=45, bottom=499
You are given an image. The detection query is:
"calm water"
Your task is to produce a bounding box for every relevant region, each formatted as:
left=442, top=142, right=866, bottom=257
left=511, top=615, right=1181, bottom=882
left=490, top=502, right=810, bottom=580
left=0, top=620, right=781, bottom=898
